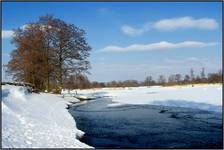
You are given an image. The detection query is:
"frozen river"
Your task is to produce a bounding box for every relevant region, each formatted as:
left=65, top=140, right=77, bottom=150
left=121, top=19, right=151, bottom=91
left=69, top=98, right=222, bottom=148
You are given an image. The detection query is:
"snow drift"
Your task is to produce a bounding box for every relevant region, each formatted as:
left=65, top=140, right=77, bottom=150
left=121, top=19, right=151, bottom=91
left=2, top=85, right=91, bottom=148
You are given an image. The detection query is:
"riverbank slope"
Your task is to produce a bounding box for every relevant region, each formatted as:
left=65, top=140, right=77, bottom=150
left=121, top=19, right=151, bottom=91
left=2, top=84, right=91, bottom=148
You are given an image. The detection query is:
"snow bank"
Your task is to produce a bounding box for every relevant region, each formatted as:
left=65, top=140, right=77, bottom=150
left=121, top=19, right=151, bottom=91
left=73, top=84, right=222, bottom=112
left=2, top=85, right=91, bottom=148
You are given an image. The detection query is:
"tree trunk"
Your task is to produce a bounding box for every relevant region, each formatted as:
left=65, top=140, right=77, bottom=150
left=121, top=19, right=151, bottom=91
left=59, top=47, right=63, bottom=90
left=46, top=40, right=50, bottom=92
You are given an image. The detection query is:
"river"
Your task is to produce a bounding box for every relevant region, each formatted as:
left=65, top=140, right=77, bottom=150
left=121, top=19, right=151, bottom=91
left=69, top=98, right=222, bottom=148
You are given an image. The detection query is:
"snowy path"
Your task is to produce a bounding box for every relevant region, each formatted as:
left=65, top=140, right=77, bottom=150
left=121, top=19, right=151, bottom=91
left=2, top=85, right=92, bottom=148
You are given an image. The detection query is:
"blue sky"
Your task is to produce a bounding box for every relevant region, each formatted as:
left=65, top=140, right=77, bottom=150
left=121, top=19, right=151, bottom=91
left=2, top=2, right=222, bottom=82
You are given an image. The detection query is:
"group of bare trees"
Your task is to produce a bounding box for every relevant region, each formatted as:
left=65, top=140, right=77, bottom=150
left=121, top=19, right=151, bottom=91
left=154, top=68, right=222, bottom=86
left=7, top=15, right=91, bottom=92
left=63, top=68, right=222, bottom=89
left=63, top=76, right=140, bottom=89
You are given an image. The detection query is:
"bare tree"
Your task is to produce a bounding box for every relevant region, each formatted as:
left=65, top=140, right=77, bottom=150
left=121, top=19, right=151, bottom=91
left=183, top=74, right=190, bottom=83
left=175, top=74, right=182, bottom=84
left=200, top=67, right=206, bottom=83
left=48, top=17, right=91, bottom=90
left=190, top=68, right=195, bottom=82
left=158, top=75, right=166, bottom=85
left=168, top=74, right=176, bottom=84
left=208, top=71, right=222, bottom=83
left=8, top=23, right=47, bottom=90
left=144, top=76, right=154, bottom=86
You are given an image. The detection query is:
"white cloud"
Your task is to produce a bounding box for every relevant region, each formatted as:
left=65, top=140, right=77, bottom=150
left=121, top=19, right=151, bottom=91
left=121, top=23, right=152, bottom=36
left=100, top=41, right=217, bottom=52
left=121, top=25, right=140, bottom=36
left=121, top=17, right=218, bottom=36
left=154, top=17, right=218, bottom=31
left=2, top=30, right=14, bottom=39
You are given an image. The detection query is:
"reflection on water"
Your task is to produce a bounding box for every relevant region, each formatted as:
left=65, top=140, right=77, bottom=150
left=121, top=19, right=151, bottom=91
left=69, top=98, right=222, bottom=148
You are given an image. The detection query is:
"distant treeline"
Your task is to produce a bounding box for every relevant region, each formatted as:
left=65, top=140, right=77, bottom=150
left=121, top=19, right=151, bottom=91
left=64, top=68, right=222, bottom=90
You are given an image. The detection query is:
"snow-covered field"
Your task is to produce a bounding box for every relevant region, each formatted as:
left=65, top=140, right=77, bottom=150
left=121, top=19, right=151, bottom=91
left=70, top=84, right=222, bottom=112
left=2, top=85, right=91, bottom=148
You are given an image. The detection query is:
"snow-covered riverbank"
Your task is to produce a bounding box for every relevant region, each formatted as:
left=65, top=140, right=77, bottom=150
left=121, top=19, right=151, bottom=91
left=71, top=84, right=222, bottom=112
left=2, top=85, right=91, bottom=148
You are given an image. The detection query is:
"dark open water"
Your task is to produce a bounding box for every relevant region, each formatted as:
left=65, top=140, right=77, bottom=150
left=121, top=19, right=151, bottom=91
left=69, top=98, right=223, bottom=148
